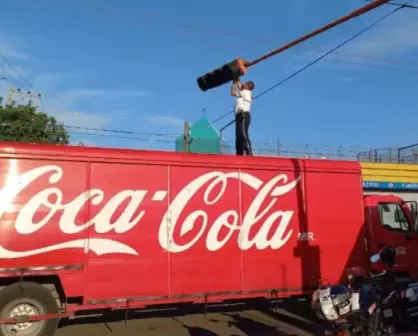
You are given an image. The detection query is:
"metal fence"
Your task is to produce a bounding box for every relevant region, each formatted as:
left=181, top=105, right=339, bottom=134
left=397, top=143, right=418, bottom=164
left=71, top=129, right=418, bottom=165
left=220, top=140, right=418, bottom=164
left=356, top=147, right=400, bottom=163
left=220, top=140, right=370, bottom=161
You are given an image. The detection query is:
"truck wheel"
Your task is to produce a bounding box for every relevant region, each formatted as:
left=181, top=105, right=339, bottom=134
left=0, top=282, right=59, bottom=336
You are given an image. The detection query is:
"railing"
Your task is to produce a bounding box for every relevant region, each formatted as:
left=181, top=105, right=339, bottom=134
left=70, top=126, right=418, bottom=164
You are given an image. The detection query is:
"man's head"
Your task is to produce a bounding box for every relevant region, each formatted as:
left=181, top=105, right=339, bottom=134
left=243, top=81, right=255, bottom=91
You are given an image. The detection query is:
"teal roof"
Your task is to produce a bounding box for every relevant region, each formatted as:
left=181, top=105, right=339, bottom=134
left=189, top=117, right=219, bottom=138
left=175, top=116, right=222, bottom=154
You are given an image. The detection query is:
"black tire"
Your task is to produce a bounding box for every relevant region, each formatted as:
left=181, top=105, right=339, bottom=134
left=0, top=282, right=59, bottom=336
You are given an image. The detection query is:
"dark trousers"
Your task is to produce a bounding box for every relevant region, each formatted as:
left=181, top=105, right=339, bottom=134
left=235, top=111, right=252, bottom=156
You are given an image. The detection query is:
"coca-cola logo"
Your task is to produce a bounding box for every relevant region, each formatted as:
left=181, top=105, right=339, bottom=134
left=0, top=164, right=300, bottom=258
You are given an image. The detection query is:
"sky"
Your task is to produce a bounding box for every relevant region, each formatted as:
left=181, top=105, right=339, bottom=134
left=1, top=0, right=418, bottom=156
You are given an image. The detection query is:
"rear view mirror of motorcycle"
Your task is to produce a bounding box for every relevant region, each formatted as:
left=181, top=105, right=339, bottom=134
left=371, top=245, right=396, bottom=267
left=370, top=253, right=380, bottom=263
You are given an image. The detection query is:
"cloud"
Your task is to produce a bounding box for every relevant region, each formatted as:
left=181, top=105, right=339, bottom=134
left=0, top=32, right=152, bottom=133
left=340, top=17, right=418, bottom=57
left=40, top=87, right=152, bottom=129
left=62, top=88, right=152, bottom=99
left=41, top=87, right=152, bottom=114
left=32, top=72, right=93, bottom=91
left=50, top=111, right=111, bottom=129
left=0, top=43, right=30, bottom=60
left=293, top=9, right=418, bottom=75
left=148, top=115, right=184, bottom=127
left=0, top=31, right=38, bottom=61
left=0, top=64, right=29, bottom=79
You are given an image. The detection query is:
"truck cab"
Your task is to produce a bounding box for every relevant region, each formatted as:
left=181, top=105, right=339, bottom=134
left=364, top=195, right=418, bottom=280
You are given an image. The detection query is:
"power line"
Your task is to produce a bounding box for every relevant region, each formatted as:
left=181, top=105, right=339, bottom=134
left=0, top=120, right=386, bottom=155
left=0, top=50, right=45, bottom=112
left=67, top=127, right=382, bottom=155
left=0, top=104, right=183, bottom=137
left=4, top=119, right=380, bottom=157
left=0, top=119, right=401, bottom=160
left=0, top=68, right=25, bottom=90
left=70, top=131, right=177, bottom=143
left=65, top=125, right=179, bottom=137
left=0, top=75, right=18, bottom=88
left=211, top=2, right=409, bottom=124
left=0, top=3, right=411, bottom=140
left=0, top=52, right=37, bottom=92
left=120, top=8, right=418, bottom=70
left=69, top=130, right=397, bottom=161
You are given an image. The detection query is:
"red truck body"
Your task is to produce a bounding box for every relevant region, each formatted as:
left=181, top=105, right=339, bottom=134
left=0, top=142, right=416, bottom=331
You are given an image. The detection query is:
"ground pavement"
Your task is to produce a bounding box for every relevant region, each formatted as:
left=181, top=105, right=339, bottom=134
left=55, top=300, right=418, bottom=336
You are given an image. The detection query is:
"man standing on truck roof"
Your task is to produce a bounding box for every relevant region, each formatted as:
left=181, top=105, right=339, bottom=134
left=231, top=78, right=254, bottom=156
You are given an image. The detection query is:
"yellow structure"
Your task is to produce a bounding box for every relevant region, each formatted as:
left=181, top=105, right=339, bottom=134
left=361, top=162, right=418, bottom=191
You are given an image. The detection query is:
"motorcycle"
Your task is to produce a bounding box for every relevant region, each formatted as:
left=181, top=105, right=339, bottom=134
left=311, top=246, right=402, bottom=335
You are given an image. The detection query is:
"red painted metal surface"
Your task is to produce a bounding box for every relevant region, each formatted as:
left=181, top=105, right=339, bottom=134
left=0, top=142, right=415, bottom=323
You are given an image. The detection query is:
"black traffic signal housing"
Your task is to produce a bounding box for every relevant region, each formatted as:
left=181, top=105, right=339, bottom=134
left=197, top=59, right=247, bottom=92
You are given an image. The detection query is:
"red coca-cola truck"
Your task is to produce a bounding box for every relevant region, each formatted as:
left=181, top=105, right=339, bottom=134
left=0, top=142, right=416, bottom=336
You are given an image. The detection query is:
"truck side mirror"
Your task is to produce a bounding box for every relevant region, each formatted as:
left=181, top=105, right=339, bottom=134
left=402, top=201, right=418, bottom=234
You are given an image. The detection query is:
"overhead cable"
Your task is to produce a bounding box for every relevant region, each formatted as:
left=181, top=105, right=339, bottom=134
left=211, top=1, right=409, bottom=124
left=0, top=52, right=37, bottom=93
left=121, top=7, right=418, bottom=69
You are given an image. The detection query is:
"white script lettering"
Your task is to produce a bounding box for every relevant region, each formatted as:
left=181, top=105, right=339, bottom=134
left=158, top=172, right=299, bottom=252
left=0, top=165, right=299, bottom=258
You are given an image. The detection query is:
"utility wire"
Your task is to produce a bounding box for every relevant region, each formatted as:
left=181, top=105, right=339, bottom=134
left=0, top=120, right=392, bottom=158
left=69, top=131, right=376, bottom=156
left=0, top=51, right=44, bottom=111
left=0, top=119, right=383, bottom=154
left=0, top=122, right=382, bottom=154
left=70, top=131, right=401, bottom=163
left=0, top=53, right=35, bottom=92
left=0, top=66, right=24, bottom=89
left=0, top=105, right=182, bottom=137
left=211, top=2, right=409, bottom=124
left=65, top=125, right=179, bottom=137
left=70, top=131, right=178, bottom=143
left=1, top=2, right=411, bottom=140
left=0, top=75, right=18, bottom=88
left=121, top=8, right=418, bottom=70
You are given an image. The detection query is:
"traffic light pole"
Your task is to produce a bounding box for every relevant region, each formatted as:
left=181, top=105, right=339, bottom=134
left=364, top=0, right=418, bottom=8
left=197, top=0, right=390, bottom=91
left=246, top=0, right=390, bottom=67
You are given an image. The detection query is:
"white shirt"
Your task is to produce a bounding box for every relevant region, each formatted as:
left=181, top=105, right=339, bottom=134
left=234, top=89, right=252, bottom=114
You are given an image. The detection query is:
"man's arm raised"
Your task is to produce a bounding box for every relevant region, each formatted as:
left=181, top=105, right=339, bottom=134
left=230, top=78, right=242, bottom=97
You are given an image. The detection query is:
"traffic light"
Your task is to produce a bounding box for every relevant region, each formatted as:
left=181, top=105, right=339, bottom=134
left=197, top=59, right=247, bottom=92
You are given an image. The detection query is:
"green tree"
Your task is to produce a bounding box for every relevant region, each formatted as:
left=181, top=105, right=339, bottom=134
left=0, top=97, right=70, bottom=145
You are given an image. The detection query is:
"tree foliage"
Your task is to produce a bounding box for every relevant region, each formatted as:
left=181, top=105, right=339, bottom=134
left=0, top=97, right=70, bottom=145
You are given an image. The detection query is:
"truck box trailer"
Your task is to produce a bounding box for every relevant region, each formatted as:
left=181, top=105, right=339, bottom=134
left=0, top=142, right=416, bottom=336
